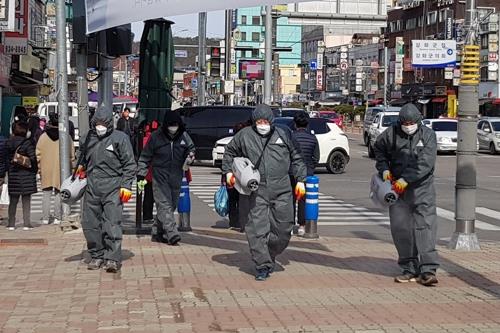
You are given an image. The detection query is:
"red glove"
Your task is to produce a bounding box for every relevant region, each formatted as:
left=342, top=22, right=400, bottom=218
left=226, top=172, right=236, bottom=188
left=392, top=178, right=408, bottom=195
left=119, top=188, right=132, bottom=203
left=294, top=182, right=306, bottom=201
left=75, top=166, right=86, bottom=179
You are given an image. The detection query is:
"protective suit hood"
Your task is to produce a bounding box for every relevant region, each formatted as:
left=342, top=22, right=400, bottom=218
left=252, top=104, right=275, bottom=124
left=91, top=107, right=114, bottom=133
left=162, top=111, right=185, bottom=140
left=399, top=103, right=423, bottom=126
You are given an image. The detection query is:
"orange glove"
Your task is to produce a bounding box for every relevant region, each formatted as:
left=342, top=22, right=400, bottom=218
left=392, top=178, right=408, bottom=195
left=119, top=188, right=133, bottom=203
left=382, top=170, right=393, bottom=182
left=226, top=172, right=236, bottom=188
left=294, top=182, right=306, bottom=201
left=75, top=165, right=86, bottom=179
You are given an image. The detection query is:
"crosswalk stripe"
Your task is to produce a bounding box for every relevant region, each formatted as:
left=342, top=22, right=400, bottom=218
left=318, top=216, right=388, bottom=221
left=437, top=207, right=500, bottom=231
left=476, top=207, right=500, bottom=221
left=320, top=221, right=390, bottom=226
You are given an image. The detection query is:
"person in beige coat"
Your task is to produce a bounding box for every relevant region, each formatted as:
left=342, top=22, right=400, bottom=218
left=36, top=114, right=75, bottom=224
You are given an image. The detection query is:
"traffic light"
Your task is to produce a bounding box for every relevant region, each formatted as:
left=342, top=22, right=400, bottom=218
left=209, top=47, right=221, bottom=77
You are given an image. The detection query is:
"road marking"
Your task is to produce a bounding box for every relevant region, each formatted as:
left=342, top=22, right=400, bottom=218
left=319, top=221, right=390, bottom=226
left=437, top=207, right=500, bottom=231
left=476, top=207, right=500, bottom=221
left=319, top=211, right=384, bottom=216
left=319, top=216, right=388, bottom=221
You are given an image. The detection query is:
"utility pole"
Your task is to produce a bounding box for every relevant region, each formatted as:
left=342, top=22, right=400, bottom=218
left=98, top=32, right=114, bottom=116
left=224, top=9, right=232, bottom=106
left=383, top=46, right=388, bottom=107
left=56, top=0, right=71, bottom=218
left=264, top=5, right=273, bottom=105
left=449, top=0, right=480, bottom=250
left=197, top=12, right=207, bottom=106
left=124, top=56, right=129, bottom=96
left=75, top=43, right=90, bottom=137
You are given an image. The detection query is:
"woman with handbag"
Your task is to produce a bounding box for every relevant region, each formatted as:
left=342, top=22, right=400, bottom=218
left=6, top=122, right=38, bottom=230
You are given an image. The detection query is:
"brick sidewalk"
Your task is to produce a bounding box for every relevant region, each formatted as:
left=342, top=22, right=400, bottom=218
left=0, top=224, right=499, bottom=333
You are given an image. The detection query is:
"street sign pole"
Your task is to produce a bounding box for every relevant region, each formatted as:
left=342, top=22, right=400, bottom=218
left=264, top=5, right=273, bottom=105
left=197, top=12, right=207, bottom=106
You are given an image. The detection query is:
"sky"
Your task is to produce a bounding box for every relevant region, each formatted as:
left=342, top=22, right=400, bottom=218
left=131, top=11, right=226, bottom=40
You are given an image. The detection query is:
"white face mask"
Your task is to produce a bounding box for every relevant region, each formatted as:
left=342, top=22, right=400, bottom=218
left=167, top=126, right=179, bottom=134
left=96, top=125, right=107, bottom=137
left=26, top=130, right=32, bottom=139
left=401, top=123, right=418, bottom=135
left=256, top=124, right=271, bottom=136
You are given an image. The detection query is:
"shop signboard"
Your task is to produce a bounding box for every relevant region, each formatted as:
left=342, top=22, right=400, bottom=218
left=412, top=40, right=457, bottom=68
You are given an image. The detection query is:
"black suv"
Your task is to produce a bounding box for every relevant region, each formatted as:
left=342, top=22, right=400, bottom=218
left=177, top=106, right=255, bottom=160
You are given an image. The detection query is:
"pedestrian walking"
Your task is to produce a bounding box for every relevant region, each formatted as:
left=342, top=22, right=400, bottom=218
left=137, top=112, right=195, bottom=245
left=141, top=120, right=160, bottom=223
left=222, top=104, right=307, bottom=281
left=116, top=107, right=137, bottom=154
left=36, top=113, right=75, bottom=225
left=28, top=115, right=43, bottom=144
left=6, top=121, right=38, bottom=230
left=373, top=103, right=439, bottom=286
left=291, top=112, right=319, bottom=236
left=79, top=108, right=136, bottom=273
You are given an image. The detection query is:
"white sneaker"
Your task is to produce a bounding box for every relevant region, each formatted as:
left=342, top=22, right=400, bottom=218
left=41, top=220, right=49, bottom=225
left=23, top=226, right=34, bottom=231
left=53, top=219, right=61, bottom=225
left=298, top=226, right=305, bottom=236
left=7, top=227, right=15, bottom=231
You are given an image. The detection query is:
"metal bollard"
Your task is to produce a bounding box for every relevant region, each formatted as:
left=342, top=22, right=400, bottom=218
left=177, top=175, right=192, bottom=232
left=304, top=176, right=319, bottom=239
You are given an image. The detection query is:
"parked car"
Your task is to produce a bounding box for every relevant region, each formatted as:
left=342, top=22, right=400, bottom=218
left=178, top=106, right=254, bottom=161
left=363, top=106, right=401, bottom=146
left=367, top=111, right=400, bottom=158
left=423, top=118, right=459, bottom=153
left=319, top=111, right=344, bottom=129
left=212, top=117, right=350, bottom=174
left=477, top=117, right=500, bottom=154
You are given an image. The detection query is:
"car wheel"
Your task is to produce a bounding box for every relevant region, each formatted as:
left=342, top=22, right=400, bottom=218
left=327, top=151, right=347, bottom=174
left=490, top=143, right=497, bottom=155
left=367, top=141, right=375, bottom=158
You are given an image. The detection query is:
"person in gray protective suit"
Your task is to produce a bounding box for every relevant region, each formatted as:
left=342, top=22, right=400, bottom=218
left=136, top=111, right=195, bottom=245
left=373, top=103, right=439, bottom=286
left=222, top=104, right=307, bottom=281
left=80, top=108, right=137, bottom=273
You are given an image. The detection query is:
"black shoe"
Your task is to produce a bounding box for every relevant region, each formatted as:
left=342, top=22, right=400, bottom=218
left=255, top=268, right=270, bottom=281
left=87, top=258, right=104, bottom=270
left=103, top=260, right=121, bottom=273
left=168, top=234, right=181, bottom=246
left=419, top=273, right=438, bottom=286
left=394, top=272, right=418, bottom=283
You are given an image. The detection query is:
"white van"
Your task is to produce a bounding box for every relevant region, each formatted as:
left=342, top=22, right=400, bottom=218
left=37, top=102, right=80, bottom=147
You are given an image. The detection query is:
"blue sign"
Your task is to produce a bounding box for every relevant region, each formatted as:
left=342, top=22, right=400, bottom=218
left=310, top=60, right=317, bottom=70
left=191, top=79, right=198, bottom=89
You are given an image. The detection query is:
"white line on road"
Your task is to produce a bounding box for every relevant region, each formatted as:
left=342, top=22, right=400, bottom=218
left=319, top=221, right=390, bottom=226
left=437, top=207, right=500, bottom=231
left=319, top=211, right=384, bottom=216
left=476, top=207, right=500, bottom=221
left=319, top=216, right=388, bottom=221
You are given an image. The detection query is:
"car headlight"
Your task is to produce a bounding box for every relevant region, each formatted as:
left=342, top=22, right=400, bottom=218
left=437, top=137, right=452, bottom=143
left=495, top=133, right=500, bottom=139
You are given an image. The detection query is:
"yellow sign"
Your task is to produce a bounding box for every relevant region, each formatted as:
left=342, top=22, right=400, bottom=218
left=447, top=94, right=457, bottom=118
left=22, top=97, right=39, bottom=108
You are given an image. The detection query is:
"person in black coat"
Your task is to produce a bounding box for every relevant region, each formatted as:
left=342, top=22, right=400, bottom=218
left=291, top=112, right=319, bottom=236
left=6, top=121, right=38, bottom=230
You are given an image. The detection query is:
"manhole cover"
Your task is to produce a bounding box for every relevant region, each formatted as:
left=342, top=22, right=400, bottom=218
left=0, top=239, right=48, bottom=246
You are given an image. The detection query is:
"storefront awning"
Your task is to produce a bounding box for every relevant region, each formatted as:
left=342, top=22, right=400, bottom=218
left=417, top=98, right=431, bottom=104
left=432, top=97, right=447, bottom=103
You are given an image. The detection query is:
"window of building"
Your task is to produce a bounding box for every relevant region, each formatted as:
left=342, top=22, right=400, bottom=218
left=481, top=34, right=489, bottom=49
left=251, top=49, right=260, bottom=58
left=252, top=16, right=260, bottom=25
left=241, top=16, right=247, bottom=25
left=427, top=11, right=437, bottom=25
left=406, top=18, right=417, bottom=30
left=252, top=32, right=260, bottom=42
left=241, top=32, right=247, bottom=41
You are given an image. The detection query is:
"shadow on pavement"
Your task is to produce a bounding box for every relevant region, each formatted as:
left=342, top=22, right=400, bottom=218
left=181, top=231, right=397, bottom=278
left=64, top=249, right=135, bottom=262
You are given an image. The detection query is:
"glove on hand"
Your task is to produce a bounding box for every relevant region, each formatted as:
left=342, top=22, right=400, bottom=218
left=137, top=180, right=148, bottom=193
left=294, top=182, right=306, bottom=201
left=226, top=172, right=236, bottom=188
left=119, top=188, right=133, bottom=203
left=185, top=152, right=195, bottom=165
left=382, top=170, right=393, bottom=182
left=75, top=165, right=86, bottom=179
left=392, top=178, right=408, bottom=195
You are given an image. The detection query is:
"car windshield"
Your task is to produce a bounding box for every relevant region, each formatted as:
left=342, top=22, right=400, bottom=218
left=382, top=115, right=399, bottom=127
left=491, top=122, right=500, bottom=131
left=432, top=121, right=457, bottom=131
left=320, top=112, right=339, bottom=119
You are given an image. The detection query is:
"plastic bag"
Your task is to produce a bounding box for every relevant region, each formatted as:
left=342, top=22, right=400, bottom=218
left=0, top=183, right=9, bottom=205
left=214, top=185, right=229, bottom=217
